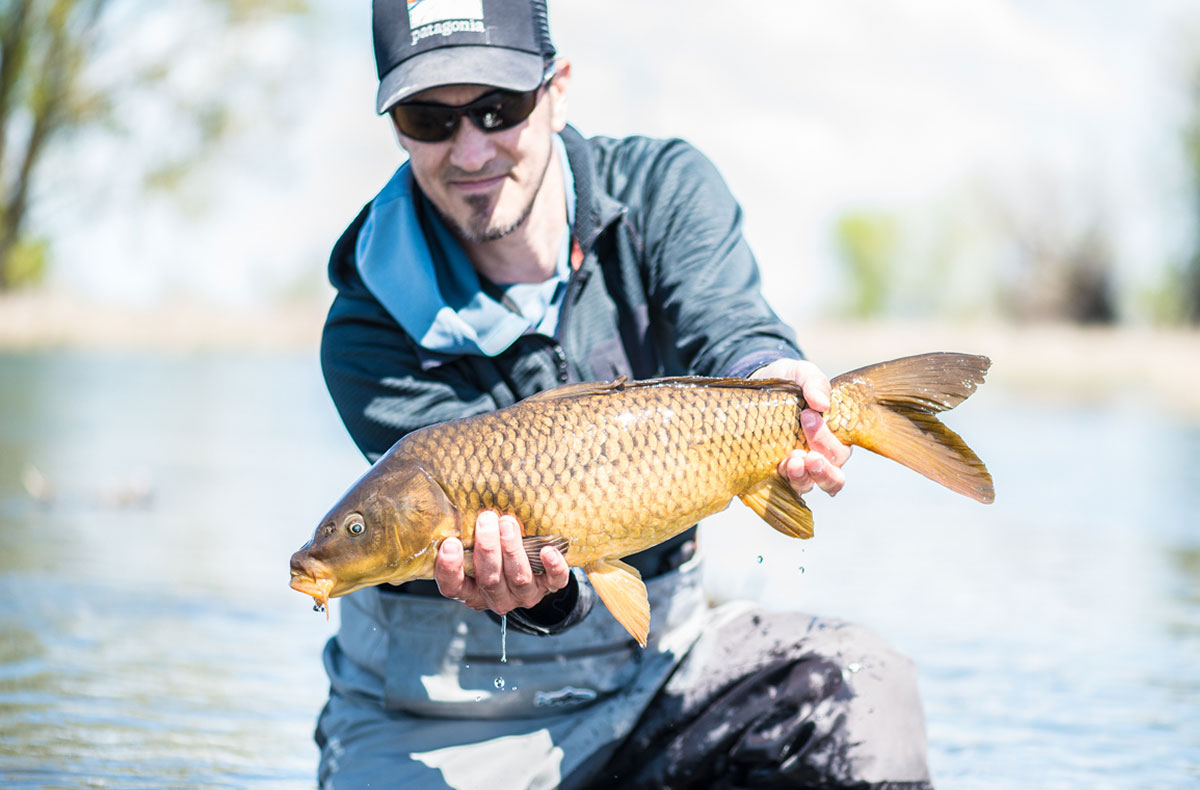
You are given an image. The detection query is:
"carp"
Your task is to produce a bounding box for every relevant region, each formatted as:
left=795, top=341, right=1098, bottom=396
left=290, top=352, right=994, bottom=646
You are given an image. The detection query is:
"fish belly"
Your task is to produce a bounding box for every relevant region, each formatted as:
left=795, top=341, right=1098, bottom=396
left=412, top=382, right=802, bottom=565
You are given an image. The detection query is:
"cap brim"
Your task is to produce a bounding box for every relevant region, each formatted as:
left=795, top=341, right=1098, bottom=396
left=376, top=46, right=544, bottom=114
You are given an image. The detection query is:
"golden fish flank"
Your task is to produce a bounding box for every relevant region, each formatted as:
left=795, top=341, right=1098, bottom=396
left=409, top=383, right=800, bottom=561
left=289, top=352, right=995, bottom=647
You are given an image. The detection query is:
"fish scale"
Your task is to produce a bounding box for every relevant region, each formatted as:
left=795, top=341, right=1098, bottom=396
left=405, top=382, right=803, bottom=564
left=290, top=353, right=995, bottom=647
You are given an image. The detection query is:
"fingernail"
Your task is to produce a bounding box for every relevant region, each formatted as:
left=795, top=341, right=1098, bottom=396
left=801, top=411, right=821, bottom=430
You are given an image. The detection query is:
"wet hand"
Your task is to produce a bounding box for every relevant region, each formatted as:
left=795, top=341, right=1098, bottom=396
left=751, top=358, right=851, bottom=496
left=435, top=511, right=571, bottom=615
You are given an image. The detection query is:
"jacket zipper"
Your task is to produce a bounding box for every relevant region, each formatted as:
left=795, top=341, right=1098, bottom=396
left=550, top=343, right=569, bottom=383
left=549, top=239, right=589, bottom=385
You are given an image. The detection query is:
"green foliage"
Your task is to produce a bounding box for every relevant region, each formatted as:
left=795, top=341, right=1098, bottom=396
left=1181, top=52, right=1200, bottom=324
left=223, top=0, right=309, bottom=21
left=1, top=234, right=46, bottom=287
left=833, top=210, right=900, bottom=319
left=1137, top=263, right=1191, bottom=325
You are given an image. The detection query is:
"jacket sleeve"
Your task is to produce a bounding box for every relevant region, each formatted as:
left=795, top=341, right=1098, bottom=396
left=320, top=292, right=499, bottom=461
left=634, top=140, right=804, bottom=378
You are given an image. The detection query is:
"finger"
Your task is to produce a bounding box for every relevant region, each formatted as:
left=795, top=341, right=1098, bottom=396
left=804, top=450, right=846, bottom=496
left=749, top=357, right=798, bottom=382
left=540, top=547, right=571, bottom=593
left=498, top=515, right=539, bottom=605
left=777, top=450, right=814, bottom=495
left=435, top=537, right=474, bottom=601
left=800, top=370, right=831, bottom=413
left=472, top=511, right=504, bottom=592
left=801, top=409, right=852, bottom=466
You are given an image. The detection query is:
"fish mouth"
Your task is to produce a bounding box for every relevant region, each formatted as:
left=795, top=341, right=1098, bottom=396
left=290, top=570, right=335, bottom=619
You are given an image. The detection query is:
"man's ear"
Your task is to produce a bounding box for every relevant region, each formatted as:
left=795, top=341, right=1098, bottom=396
left=547, top=58, right=571, bottom=133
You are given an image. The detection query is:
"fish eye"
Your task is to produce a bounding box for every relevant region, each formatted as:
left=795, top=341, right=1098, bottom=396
left=346, top=516, right=365, bottom=536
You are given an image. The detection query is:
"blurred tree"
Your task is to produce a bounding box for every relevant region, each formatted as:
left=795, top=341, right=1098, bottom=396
left=0, top=0, right=308, bottom=290
left=986, top=174, right=1117, bottom=325
left=833, top=210, right=900, bottom=319
left=1182, top=50, right=1200, bottom=324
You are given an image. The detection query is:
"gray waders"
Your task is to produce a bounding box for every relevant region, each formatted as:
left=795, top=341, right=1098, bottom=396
left=315, top=557, right=932, bottom=789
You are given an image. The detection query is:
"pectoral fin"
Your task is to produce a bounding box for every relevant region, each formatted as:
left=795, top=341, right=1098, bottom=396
left=462, top=535, right=570, bottom=577
left=585, top=558, right=650, bottom=648
left=739, top=474, right=814, bottom=539
left=524, top=535, right=570, bottom=573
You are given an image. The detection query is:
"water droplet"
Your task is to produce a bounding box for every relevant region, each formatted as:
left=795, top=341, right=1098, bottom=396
left=500, top=614, right=508, bottom=664
left=756, top=555, right=764, bottom=564
left=464, top=663, right=470, bottom=669
left=474, top=695, right=482, bottom=702
left=494, top=676, right=506, bottom=689
left=312, top=603, right=325, bottom=613
left=798, top=566, right=805, bottom=574
left=847, top=662, right=863, bottom=673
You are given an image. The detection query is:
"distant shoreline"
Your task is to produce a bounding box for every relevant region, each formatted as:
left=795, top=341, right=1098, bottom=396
left=0, top=291, right=326, bottom=353
left=4, top=291, right=1199, bottom=418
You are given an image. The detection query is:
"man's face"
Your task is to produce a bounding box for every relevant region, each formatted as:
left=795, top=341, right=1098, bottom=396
left=391, top=64, right=570, bottom=243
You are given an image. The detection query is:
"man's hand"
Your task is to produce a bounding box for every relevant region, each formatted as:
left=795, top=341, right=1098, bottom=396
left=435, top=510, right=571, bottom=615
left=751, top=358, right=851, bottom=496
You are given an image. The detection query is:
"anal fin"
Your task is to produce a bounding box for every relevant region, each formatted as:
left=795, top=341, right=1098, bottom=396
left=585, top=558, right=650, bottom=648
left=739, top=474, right=814, bottom=539
left=462, top=535, right=570, bottom=577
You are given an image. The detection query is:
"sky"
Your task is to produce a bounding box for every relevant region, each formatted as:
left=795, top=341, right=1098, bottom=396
left=41, top=0, right=1200, bottom=321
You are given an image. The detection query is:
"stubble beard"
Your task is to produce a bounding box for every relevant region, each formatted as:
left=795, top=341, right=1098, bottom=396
left=441, top=146, right=554, bottom=244
left=457, top=193, right=534, bottom=242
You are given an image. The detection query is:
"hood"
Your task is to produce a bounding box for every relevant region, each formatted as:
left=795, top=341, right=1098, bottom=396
left=353, top=134, right=576, bottom=358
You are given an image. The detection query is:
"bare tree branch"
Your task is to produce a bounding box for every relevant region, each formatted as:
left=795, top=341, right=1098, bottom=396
left=0, top=0, right=308, bottom=289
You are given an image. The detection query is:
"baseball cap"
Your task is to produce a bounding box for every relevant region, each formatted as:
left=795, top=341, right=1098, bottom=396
left=373, top=0, right=556, bottom=114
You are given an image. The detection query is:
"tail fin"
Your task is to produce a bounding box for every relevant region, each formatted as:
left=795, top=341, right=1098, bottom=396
left=829, top=352, right=995, bottom=503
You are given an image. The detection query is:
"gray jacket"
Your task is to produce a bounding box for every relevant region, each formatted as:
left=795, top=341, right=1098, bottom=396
left=318, top=125, right=804, bottom=721
left=321, top=125, right=802, bottom=459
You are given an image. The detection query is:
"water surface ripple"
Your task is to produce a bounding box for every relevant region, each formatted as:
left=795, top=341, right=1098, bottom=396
left=2, top=351, right=1197, bottom=787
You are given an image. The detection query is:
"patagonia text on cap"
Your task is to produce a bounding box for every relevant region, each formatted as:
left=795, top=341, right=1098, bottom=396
left=373, top=0, right=555, bottom=113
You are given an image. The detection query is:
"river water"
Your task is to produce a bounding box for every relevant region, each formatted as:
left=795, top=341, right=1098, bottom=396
left=1, top=351, right=1196, bottom=788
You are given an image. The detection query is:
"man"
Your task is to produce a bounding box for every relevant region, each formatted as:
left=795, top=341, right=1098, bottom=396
left=313, top=1, right=933, bottom=787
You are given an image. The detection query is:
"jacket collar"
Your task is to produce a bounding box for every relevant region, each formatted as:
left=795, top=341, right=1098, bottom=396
left=353, top=132, right=587, bottom=362
left=560, top=124, right=626, bottom=255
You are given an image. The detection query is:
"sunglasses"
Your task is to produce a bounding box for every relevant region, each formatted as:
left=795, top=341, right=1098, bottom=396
left=391, top=67, right=556, bottom=143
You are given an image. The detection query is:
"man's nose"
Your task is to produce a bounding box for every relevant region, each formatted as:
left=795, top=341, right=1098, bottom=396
left=447, top=118, right=496, bottom=173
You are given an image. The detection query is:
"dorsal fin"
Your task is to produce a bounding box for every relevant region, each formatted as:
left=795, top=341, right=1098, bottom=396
left=521, top=375, right=803, bottom=404
left=633, top=375, right=803, bottom=393
left=521, top=378, right=628, bottom=403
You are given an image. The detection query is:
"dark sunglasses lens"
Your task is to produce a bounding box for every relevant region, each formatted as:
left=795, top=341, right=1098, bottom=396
left=393, top=105, right=458, bottom=142
left=467, top=90, right=538, bottom=132
left=394, top=87, right=540, bottom=142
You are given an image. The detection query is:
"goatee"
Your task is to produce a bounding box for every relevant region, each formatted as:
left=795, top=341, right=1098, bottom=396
left=436, top=143, right=554, bottom=244
left=453, top=193, right=536, bottom=243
